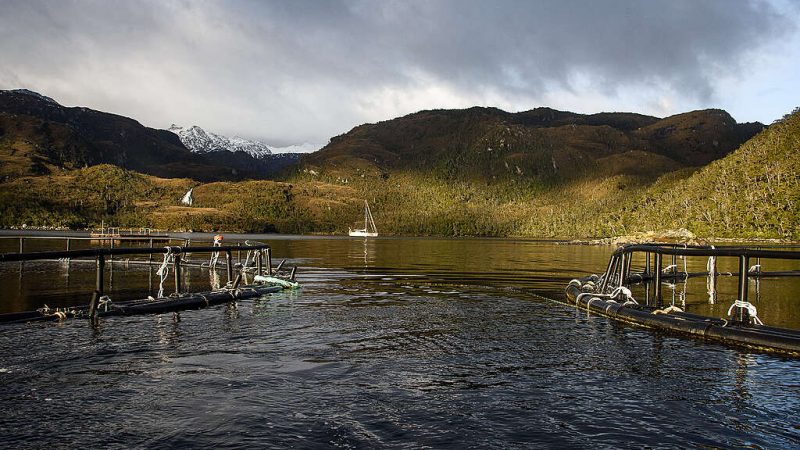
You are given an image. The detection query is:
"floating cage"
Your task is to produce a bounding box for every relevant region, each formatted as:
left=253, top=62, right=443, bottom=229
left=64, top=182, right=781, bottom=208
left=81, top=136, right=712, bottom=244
left=565, top=243, right=800, bottom=356
left=0, top=241, right=298, bottom=324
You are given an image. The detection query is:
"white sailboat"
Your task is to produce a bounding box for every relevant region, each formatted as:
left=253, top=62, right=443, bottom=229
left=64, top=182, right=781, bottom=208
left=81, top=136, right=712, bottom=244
left=349, top=200, right=378, bottom=237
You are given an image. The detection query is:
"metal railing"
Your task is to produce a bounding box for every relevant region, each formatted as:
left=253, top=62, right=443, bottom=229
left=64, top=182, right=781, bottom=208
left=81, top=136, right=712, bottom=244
left=601, top=243, right=800, bottom=323
left=0, top=243, right=274, bottom=300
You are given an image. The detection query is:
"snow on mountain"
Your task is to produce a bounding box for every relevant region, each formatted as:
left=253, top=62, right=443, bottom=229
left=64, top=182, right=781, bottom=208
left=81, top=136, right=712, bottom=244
left=269, top=142, right=322, bottom=154
left=168, top=124, right=273, bottom=158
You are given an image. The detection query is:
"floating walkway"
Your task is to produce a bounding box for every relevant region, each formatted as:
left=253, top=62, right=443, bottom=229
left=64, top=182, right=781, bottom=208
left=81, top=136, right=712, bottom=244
left=564, top=244, right=800, bottom=356
left=0, top=242, right=298, bottom=324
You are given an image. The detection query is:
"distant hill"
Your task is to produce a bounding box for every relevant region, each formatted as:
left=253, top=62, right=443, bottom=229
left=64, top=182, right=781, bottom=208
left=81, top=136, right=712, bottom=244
left=300, top=106, right=763, bottom=184
left=0, top=89, right=258, bottom=181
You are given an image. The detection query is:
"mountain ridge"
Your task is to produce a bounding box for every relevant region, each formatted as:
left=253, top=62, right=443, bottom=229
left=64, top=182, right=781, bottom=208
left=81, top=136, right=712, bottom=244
left=0, top=89, right=252, bottom=181
left=168, top=124, right=273, bottom=158
left=300, top=106, right=763, bottom=184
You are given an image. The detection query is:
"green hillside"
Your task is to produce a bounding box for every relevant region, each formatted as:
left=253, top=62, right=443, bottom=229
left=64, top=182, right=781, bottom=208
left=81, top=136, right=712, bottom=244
left=620, top=109, right=800, bottom=239
left=0, top=100, right=796, bottom=240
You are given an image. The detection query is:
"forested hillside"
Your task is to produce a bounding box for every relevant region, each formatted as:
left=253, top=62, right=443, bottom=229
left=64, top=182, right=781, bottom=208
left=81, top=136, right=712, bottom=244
left=1, top=98, right=796, bottom=240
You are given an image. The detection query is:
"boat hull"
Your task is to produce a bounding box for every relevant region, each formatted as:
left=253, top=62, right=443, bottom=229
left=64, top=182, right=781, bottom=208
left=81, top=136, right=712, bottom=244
left=348, top=231, right=378, bottom=237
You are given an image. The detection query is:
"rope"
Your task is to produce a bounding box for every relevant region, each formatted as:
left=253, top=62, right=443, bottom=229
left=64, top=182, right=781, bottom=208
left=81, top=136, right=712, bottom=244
left=653, top=305, right=683, bottom=315
left=156, top=247, right=173, bottom=298
left=98, top=295, right=112, bottom=312
left=682, top=254, right=688, bottom=279
left=727, top=300, right=764, bottom=325
left=242, top=250, right=253, bottom=270
left=707, top=246, right=717, bottom=304
left=209, top=235, right=223, bottom=269
left=748, top=264, right=762, bottom=274
left=575, top=292, right=593, bottom=306
left=609, top=286, right=637, bottom=304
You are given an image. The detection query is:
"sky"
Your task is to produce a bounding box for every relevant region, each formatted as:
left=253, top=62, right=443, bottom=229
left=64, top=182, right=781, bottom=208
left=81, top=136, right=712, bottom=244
left=1, top=0, right=798, bottom=146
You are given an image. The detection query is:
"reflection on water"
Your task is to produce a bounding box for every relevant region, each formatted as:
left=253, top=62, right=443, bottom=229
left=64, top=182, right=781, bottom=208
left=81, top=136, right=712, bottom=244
left=0, top=235, right=799, bottom=447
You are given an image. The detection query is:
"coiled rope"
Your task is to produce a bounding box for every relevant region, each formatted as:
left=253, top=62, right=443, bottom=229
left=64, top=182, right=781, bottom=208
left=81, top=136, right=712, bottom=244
left=727, top=300, right=764, bottom=326
left=98, top=295, right=112, bottom=312
left=156, top=247, right=174, bottom=298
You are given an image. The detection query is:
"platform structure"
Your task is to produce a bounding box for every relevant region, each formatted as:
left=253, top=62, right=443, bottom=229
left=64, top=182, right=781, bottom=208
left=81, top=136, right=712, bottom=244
left=0, top=241, right=297, bottom=324
left=565, top=243, right=800, bottom=356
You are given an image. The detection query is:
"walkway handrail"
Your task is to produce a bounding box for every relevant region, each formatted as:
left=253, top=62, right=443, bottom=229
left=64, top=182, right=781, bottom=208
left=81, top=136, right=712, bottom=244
left=600, top=243, right=800, bottom=322
left=0, top=244, right=269, bottom=263
left=613, top=243, right=800, bottom=260
left=0, top=243, right=275, bottom=303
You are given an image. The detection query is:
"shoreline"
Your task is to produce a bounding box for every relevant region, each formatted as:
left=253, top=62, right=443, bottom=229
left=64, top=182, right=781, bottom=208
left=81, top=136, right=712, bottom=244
left=0, top=226, right=797, bottom=246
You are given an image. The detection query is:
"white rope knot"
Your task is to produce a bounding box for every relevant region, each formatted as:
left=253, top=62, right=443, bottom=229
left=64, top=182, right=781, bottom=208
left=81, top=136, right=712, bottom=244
left=98, top=295, right=112, bottom=312
left=156, top=247, right=174, bottom=298
left=610, top=286, right=637, bottom=304
left=726, top=300, right=764, bottom=325
left=98, top=295, right=113, bottom=312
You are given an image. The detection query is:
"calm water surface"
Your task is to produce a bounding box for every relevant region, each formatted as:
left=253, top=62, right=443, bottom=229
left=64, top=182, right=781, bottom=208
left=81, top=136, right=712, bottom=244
left=1, top=235, right=799, bottom=448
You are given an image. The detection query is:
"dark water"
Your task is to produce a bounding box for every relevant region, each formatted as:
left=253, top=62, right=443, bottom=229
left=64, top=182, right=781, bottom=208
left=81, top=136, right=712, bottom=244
left=1, top=235, right=799, bottom=448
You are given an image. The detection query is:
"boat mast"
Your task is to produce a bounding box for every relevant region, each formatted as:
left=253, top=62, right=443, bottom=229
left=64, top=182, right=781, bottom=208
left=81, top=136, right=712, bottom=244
left=365, top=201, right=377, bottom=233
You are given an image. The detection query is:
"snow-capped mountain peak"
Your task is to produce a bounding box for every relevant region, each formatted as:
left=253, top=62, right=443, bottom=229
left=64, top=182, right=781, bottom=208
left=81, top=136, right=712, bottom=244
left=168, top=124, right=272, bottom=158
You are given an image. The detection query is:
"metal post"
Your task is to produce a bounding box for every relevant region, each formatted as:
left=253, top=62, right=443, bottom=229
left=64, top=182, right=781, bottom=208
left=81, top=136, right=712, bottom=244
left=66, top=238, right=71, bottom=262
left=96, top=255, right=105, bottom=295
left=256, top=250, right=263, bottom=276
left=237, top=243, right=241, bottom=264
left=18, top=237, right=23, bottom=254
left=600, top=255, right=616, bottom=293
left=148, top=238, right=153, bottom=263
left=226, top=250, right=233, bottom=282
left=267, top=248, right=272, bottom=276
left=645, top=252, right=651, bottom=276
left=654, top=252, right=662, bottom=307
left=174, top=254, right=182, bottom=294
left=88, top=290, right=100, bottom=325
left=736, top=255, right=750, bottom=323
left=626, top=253, right=633, bottom=284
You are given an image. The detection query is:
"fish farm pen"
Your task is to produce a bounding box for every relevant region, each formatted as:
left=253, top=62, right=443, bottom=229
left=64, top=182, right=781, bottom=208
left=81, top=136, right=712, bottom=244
left=0, top=239, right=299, bottom=324
left=565, top=243, right=800, bottom=356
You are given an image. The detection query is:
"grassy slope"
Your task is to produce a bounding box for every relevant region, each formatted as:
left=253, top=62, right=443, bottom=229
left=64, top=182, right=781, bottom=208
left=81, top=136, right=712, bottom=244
left=0, top=111, right=796, bottom=239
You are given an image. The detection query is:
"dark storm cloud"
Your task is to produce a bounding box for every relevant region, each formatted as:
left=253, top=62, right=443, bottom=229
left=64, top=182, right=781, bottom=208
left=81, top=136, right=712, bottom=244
left=0, top=0, right=796, bottom=143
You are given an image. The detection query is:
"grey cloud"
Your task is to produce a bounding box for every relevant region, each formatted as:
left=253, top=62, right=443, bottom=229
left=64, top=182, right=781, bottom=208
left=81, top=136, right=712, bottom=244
left=0, top=0, right=796, bottom=143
